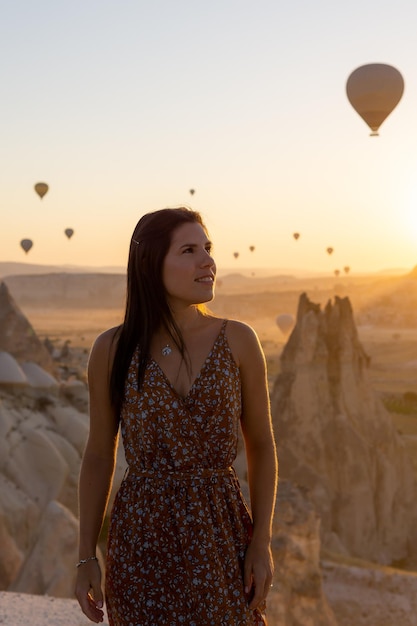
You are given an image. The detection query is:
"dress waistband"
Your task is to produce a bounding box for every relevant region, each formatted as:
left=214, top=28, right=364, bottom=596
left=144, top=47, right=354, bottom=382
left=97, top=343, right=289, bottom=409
left=124, top=466, right=236, bottom=482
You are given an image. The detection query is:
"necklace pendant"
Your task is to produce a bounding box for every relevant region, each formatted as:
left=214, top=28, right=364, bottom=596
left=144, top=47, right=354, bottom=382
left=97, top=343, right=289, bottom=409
left=161, top=344, right=172, bottom=357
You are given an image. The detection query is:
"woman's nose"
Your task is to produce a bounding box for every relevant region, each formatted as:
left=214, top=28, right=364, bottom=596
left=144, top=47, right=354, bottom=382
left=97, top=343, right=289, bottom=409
left=201, top=250, right=215, bottom=267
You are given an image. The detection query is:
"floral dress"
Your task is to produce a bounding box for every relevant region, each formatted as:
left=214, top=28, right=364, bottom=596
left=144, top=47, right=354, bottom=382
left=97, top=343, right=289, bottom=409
left=105, top=320, right=267, bottom=625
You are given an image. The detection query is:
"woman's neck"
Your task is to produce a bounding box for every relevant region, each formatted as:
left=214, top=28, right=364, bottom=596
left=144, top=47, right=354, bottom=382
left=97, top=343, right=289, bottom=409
left=167, top=305, right=204, bottom=333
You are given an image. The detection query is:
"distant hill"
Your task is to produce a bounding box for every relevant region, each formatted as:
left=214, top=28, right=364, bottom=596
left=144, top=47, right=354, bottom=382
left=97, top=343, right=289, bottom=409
left=0, top=261, right=412, bottom=280
left=0, top=262, right=304, bottom=279
left=0, top=262, right=125, bottom=278
left=3, top=273, right=126, bottom=309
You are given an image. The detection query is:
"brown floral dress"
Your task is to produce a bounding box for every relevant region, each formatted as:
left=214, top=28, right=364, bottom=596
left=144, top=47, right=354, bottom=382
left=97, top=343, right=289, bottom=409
left=105, top=320, right=267, bottom=625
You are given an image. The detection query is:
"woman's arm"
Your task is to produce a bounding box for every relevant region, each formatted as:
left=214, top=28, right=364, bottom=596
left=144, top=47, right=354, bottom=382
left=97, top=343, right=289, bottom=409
left=75, top=328, right=120, bottom=623
left=227, top=320, right=278, bottom=610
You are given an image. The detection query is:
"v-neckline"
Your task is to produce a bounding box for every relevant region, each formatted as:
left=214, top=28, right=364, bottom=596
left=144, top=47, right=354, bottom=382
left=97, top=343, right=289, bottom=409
left=150, top=320, right=226, bottom=401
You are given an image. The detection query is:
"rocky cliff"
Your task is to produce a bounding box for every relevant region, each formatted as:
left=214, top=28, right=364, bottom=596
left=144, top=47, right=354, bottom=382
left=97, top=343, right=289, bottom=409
left=271, top=293, right=417, bottom=564
left=0, top=281, right=54, bottom=371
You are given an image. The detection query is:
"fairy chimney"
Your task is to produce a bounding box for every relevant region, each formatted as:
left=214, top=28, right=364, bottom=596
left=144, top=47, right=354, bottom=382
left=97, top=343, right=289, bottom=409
left=271, top=292, right=417, bottom=565
left=0, top=281, right=53, bottom=372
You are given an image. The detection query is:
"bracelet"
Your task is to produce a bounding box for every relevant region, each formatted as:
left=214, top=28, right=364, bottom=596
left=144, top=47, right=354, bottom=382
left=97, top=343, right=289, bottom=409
left=76, top=556, right=98, bottom=568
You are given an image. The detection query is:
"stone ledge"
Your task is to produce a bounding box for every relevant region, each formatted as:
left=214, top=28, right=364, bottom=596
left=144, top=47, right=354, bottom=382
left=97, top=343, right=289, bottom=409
left=0, top=591, right=109, bottom=626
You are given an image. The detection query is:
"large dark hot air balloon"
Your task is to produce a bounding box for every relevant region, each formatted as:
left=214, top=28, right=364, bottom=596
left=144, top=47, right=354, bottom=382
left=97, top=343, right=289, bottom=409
left=249, top=245, right=255, bottom=252
left=65, top=228, right=74, bottom=239
left=346, top=64, right=404, bottom=136
left=326, top=247, right=334, bottom=255
left=34, top=182, right=49, bottom=199
left=233, top=252, right=239, bottom=259
left=293, top=232, right=300, bottom=240
left=189, top=189, right=195, bottom=196
left=20, top=239, right=33, bottom=254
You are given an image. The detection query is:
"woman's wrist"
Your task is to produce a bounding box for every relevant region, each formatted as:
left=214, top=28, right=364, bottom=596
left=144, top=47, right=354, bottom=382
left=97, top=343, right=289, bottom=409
left=76, top=555, right=98, bottom=568
left=250, top=526, right=272, bottom=544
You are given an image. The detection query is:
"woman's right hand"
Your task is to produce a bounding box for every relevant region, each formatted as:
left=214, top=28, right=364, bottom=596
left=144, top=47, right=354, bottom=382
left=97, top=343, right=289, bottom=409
left=75, top=559, right=105, bottom=623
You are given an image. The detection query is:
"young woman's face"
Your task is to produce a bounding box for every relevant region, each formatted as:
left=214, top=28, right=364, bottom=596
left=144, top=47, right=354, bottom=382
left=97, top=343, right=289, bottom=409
left=162, top=222, right=216, bottom=307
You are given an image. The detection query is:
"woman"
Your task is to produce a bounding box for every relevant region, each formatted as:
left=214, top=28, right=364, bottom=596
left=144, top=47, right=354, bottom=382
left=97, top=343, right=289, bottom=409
left=75, top=207, right=277, bottom=625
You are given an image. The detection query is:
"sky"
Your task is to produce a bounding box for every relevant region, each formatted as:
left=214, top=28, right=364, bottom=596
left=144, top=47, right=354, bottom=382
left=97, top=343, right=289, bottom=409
left=1, top=0, right=417, bottom=276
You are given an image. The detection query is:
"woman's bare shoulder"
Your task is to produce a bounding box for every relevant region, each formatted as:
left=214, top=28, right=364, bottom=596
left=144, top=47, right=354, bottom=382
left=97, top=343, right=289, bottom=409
left=89, top=326, right=121, bottom=367
left=225, top=318, right=259, bottom=341
left=224, top=319, right=263, bottom=364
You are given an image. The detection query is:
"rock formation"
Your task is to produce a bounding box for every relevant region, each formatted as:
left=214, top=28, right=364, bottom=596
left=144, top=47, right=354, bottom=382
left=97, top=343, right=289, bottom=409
left=0, top=351, right=28, bottom=385
left=0, top=281, right=54, bottom=372
left=0, top=382, right=127, bottom=596
left=268, top=479, right=337, bottom=626
left=10, top=500, right=80, bottom=596
left=0, top=283, right=123, bottom=596
left=322, top=558, right=417, bottom=626
left=271, top=293, right=417, bottom=564
left=0, top=386, right=89, bottom=595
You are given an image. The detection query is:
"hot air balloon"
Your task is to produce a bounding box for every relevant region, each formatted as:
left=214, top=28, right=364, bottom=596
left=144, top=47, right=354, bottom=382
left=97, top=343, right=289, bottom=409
left=189, top=189, right=195, bottom=196
left=334, top=269, right=340, bottom=277
left=344, top=266, right=350, bottom=274
left=276, top=313, right=295, bottom=336
left=326, top=247, right=334, bottom=255
left=233, top=252, right=239, bottom=259
left=346, top=64, right=404, bottom=136
left=34, top=182, right=49, bottom=199
left=20, top=239, right=33, bottom=254
left=249, top=245, right=255, bottom=252
left=65, top=228, right=74, bottom=239
left=293, top=232, right=300, bottom=240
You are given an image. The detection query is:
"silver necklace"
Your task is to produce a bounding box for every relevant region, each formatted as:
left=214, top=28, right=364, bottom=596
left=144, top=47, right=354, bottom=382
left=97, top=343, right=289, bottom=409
left=161, top=344, right=172, bottom=357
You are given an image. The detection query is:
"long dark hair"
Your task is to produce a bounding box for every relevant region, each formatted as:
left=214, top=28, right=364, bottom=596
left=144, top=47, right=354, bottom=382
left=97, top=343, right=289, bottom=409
left=110, top=206, right=207, bottom=413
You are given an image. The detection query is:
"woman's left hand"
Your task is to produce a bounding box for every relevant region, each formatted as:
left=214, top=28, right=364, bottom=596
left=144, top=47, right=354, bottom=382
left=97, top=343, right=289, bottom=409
left=243, top=537, right=274, bottom=610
